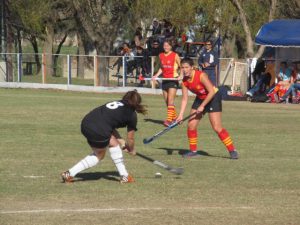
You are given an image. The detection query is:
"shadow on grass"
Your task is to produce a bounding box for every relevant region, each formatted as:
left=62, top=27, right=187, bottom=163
left=144, top=118, right=164, bottom=125
left=75, top=171, right=120, bottom=182
left=157, top=147, right=230, bottom=159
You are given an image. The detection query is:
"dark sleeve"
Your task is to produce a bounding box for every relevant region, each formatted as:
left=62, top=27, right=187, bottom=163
left=127, top=112, right=138, bottom=132
left=198, top=53, right=204, bottom=66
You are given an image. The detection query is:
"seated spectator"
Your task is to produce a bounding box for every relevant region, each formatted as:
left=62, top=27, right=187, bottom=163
left=134, top=27, right=143, bottom=47
left=280, top=61, right=300, bottom=103
left=266, top=61, right=292, bottom=102
left=149, top=18, right=162, bottom=36
left=124, top=46, right=136, bottom=77
left=109, top=43, right=136, bottom=77
left=163, top=20, right=176, bottom=39
left=246, top=58, right=275, bottom=97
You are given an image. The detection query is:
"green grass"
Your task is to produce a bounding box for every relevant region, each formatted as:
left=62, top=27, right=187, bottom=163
left=0, top=88, right=299, bottom=225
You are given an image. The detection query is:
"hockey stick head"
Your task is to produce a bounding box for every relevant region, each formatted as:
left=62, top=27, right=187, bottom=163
left=143, top=137, right=153, bottom=144
left=169, top=167, right=184, bottom=175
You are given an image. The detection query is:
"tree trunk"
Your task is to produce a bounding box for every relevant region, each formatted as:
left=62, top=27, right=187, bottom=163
left=53, top=33, right=67, bottom=76
left=43, top=25, right=54, bottom=77
left=30, top=36, right=41, bottom=74
left=77, top=32, right=85, bottom=78
left=254, top=0, right=277, bottom=58
left=96, top=43, right=110, bottom=86
left=230, top=0, right=254, bottom=57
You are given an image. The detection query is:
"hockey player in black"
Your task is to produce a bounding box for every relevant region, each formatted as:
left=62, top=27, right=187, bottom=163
left=61, top=90, right=147, bottom=183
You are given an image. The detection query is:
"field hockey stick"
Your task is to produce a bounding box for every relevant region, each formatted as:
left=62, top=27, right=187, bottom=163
left=143, top=112, right=197, bottom=144
left=136, top=152, right=184, bottom=175
left=138, top=74, right=179, bottom=81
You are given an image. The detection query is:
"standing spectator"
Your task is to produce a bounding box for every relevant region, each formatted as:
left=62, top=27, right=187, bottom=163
left=152, top=39, right=181, bottom=127
left=198, top=40, right=218, bottom=86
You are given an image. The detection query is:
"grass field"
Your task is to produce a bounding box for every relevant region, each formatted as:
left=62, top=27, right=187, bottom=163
left=0, top=88, right=299, bottom=225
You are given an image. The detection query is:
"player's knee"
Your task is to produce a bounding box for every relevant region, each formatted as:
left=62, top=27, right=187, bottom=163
left=212, top=125, right=223, bottom=133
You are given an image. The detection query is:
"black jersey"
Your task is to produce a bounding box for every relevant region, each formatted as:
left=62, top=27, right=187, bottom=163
left=81, top=100, right=137, bottom=138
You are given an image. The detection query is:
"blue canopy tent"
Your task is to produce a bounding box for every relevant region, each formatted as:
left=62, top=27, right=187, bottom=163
left=255, top=19, right=300, bottom=47
left=255, top=19, right=300, bottom=83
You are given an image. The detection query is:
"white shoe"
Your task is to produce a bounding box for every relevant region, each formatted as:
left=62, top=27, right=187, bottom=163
left=246, top=91, right=253, bottom=97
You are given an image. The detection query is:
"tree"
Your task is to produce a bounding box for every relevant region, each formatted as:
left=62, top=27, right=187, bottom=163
left=228, top=0, right=278, bottom=58
left=72, top=0, right=130, bottom=85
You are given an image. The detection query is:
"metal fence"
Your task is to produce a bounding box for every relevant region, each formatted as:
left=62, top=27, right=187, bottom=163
left=0, top=53, right=248, bottom=92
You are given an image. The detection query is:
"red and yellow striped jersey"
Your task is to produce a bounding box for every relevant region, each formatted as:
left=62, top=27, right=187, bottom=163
left=159, top=51, right=179, bottom=78
left=182, top=70, right=215, bottom=100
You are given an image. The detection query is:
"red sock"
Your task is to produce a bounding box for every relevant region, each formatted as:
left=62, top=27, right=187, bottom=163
left=172, top=106, right=177, bottom=120
left=166, top=105, right=175, bottom=122
left=187, top=129, right=197, bottom=152
left=218, top=128, right=235, bottom=152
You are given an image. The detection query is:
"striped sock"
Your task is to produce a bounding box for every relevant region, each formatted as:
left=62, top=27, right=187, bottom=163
left=187, top=129, right=197, bottom=152
left=166, top=105, right=175, bottom=122
left=218, top=129, right=235, bottom=152
left=172, top=106, right=177, bottom=120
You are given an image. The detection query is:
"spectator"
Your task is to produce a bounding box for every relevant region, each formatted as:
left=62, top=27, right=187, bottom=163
left=267, top=61, right=292, bottom=102
left=134, top=27, right=143, bottom=47
left=246, top=58, right=275, bottom=97
left=280, top=61, right=300, bottom=103
left=146, top=39, right=164, bottom=75
left=198, top=40, right=218, bottom=85
left=124, top=46, right=136, bottom=77
left=110, top=46, right=124, bottom=76
left=163, top=20, right=176, bottom=39
left=149, top=18, right=162, bottom=36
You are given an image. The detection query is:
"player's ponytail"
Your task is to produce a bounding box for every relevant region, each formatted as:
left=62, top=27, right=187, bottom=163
left=122, top=90, right=147, bottom=115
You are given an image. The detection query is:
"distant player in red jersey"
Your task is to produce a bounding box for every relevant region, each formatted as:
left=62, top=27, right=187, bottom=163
left=177, top=58, right=238, bottom=159
left=152, top=39, right=181, bottom=127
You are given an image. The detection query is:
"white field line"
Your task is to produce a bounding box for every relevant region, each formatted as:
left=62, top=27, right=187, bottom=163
left=22, top=175, right=45, bottom=178
left=0, top=206, right=255, bottom=214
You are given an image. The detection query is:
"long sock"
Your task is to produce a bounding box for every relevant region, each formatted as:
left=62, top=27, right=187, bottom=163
left=172, top=106, right=177, bottom=120
left=69, top=153, right=100, bottom=177
left=218, top=128, right=235, bottom=152
left=109, top=145, right=128, bottom=177
left=187, top=129, right=197, bottom=152
left=166, top=105, right=175, bottom=122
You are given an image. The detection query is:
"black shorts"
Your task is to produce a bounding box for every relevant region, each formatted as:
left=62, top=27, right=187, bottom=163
left=191, top=91, right=222, bottom=114
left=162, top=80, right=179, bottom=91
left=81, top=124, right=110, bottom=148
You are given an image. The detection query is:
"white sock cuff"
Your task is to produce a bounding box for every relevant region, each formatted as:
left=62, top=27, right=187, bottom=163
left=109, top=145, right=123, bottom=160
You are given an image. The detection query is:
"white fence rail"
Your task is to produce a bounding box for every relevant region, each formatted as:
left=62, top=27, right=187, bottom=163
left=0, top=53, right=248, bottom=93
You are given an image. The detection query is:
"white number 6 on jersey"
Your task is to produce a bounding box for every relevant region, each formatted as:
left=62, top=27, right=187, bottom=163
left=106, top=101, right=124, bottom=109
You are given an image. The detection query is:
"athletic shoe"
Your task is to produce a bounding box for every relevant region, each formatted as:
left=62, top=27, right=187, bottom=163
left=163, top=120, right=172, bottom=127
left=246, top=91, right=253, bottom=97
left=229, top=150, right=239, bottom=159
left=120, top=174, right=135, bottom=183
left=182, top=151, right=199, bottom=158
left=61, top=171, right=74, bottom=183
